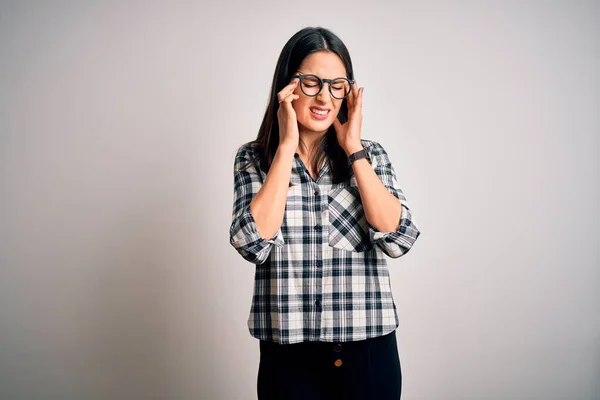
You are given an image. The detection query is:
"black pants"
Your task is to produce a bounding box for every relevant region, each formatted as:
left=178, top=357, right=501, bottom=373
left=257, top=330, right=402, bottom=400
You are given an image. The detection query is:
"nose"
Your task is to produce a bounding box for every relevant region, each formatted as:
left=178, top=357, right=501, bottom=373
left=316, top=82, right=333, bottom=103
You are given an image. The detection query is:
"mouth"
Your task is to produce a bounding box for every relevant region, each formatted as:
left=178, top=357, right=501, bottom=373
left=309, top=107, right=330, bottom=120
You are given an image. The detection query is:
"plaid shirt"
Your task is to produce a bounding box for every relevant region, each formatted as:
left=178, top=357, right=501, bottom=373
left=229, top=139, right=421, bottom=344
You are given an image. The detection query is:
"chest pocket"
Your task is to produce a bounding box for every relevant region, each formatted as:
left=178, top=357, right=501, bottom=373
left=327, top=183, right=373, bottom=253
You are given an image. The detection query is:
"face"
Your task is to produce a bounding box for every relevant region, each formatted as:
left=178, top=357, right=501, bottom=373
left=292, top=51, right=349, bottom=136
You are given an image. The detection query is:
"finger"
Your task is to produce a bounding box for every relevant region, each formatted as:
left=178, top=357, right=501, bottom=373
left=278, top=90, right=295, bottom=104
left=347, top=81, right=357, bottom=109
left=278, top=92, right=299, bottom=106
left=356, top=87, right=364, bottom=111
left=284, top=92, right=300, bottom=102
left=277, top=78, right=299, bottom=102
left=351, top=81, right=359, bottom=108
left=352, top=80, right=360, bottom=99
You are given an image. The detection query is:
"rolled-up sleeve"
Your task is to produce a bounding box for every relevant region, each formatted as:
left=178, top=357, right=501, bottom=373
left=366, top=141, right=421, bottom=258
left=229, top=145, right=285, bottom=264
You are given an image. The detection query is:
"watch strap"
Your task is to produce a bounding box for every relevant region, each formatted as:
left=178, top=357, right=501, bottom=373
left=348, top=148, right=370, bottom=165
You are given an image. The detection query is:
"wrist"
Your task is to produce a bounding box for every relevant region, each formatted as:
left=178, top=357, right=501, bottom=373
left=345, top=143, right=364, bottom=156
left=278, top=142, right=297, bottom=157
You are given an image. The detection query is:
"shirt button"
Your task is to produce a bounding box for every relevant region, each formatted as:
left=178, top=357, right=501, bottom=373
left=314, top=190, right=319, bottom=196
left=334, top=343, right=343, bottom=352
left=334, top=359, right=343, bottom=367
left=315, top=260, right=322, bottom=267
left=315, top=299, right=321, bottom=307
left=314, top=224, right=322, bottom=231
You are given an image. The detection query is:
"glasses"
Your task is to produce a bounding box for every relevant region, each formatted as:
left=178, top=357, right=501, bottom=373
left=292, top=74, right=354, bottom=100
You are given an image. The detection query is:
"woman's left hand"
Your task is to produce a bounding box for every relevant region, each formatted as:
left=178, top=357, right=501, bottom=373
left=333, top=81, right=364, bottom=155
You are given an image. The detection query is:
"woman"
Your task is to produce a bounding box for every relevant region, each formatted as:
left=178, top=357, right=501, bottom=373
left=229, top=26, right=421, bottom=400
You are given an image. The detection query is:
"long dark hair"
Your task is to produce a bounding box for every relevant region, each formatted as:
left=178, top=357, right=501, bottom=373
left=250, top=26, right=354, bottom=183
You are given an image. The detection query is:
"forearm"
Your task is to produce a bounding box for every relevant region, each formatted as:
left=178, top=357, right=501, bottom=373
left=352, top=157, right=402, bottom=233
left=250, top=144, right=296, bottom=239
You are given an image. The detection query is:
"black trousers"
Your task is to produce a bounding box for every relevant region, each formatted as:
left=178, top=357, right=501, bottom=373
left=257, top=330, right=402, bottom=400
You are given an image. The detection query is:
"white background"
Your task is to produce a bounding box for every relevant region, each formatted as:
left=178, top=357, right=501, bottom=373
left=1, top=1, right=598, bottom=399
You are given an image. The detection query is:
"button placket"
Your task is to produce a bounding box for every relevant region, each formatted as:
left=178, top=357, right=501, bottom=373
left=332, top=343, right=343, bottom=367
left=311, top=182, right=325, bottom=341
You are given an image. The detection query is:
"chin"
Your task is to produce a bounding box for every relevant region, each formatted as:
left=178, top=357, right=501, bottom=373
left=300, top=117, right=332, bottom=133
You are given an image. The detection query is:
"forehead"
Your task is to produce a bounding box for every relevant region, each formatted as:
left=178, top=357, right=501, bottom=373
left=298, top=51, right=347, bottom=78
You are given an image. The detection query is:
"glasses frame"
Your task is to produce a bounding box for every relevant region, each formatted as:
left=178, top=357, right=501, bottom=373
left=292, top=74, right=355, bottom=100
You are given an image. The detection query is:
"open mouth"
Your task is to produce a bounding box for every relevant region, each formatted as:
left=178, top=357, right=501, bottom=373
left=310, top=107, right=330, bottom=119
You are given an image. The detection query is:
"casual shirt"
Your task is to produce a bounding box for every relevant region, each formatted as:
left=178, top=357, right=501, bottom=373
left=229, top=139, right=421, bottom=345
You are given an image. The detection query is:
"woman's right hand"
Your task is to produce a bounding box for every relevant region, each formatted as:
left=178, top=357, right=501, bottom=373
left=276, top=78, right=300, bottom=151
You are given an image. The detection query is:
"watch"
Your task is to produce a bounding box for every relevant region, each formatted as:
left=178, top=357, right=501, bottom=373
left=348, top=148, right=370, bottom=165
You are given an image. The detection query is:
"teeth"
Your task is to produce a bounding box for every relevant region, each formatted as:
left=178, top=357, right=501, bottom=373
left=311, top=108, right=329, bottom=115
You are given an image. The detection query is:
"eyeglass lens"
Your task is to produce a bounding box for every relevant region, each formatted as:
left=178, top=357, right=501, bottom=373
left=300, top=75, right=351, bottom=99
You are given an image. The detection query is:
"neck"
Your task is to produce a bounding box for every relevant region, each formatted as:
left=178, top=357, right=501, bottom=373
left=297, top=129, right=327, bottom=158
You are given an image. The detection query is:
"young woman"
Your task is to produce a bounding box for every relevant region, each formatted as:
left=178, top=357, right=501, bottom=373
left=229, top=26, right=421, bottom=400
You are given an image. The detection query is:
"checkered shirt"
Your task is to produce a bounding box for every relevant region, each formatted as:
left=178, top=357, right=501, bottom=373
left=229, top=139, right=421, bottom=344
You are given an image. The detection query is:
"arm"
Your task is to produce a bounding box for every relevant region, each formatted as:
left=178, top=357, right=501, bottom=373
left=250, top=143, right=296, bottom=240
left=349, top=141, right=421, bottom=258
left=229, top=143, right=295, bottom=264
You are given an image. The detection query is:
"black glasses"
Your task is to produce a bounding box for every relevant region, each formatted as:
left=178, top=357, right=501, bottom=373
left=292, top=74, right=354, bottom=100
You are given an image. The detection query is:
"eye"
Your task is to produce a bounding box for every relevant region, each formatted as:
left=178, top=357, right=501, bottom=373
left=302, top=76, right=320, bottom=87
left=331, top=79, right=350, bottom=93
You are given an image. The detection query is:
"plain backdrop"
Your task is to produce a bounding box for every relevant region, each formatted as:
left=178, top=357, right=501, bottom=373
left=1, top=1, right=598, bottom=399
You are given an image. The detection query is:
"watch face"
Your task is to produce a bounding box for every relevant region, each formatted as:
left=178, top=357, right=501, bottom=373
left=350, top=149, right=369, bottom=164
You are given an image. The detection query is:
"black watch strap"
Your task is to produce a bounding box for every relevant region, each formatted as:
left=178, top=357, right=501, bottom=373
left=348, top=148, right=370, bottom=165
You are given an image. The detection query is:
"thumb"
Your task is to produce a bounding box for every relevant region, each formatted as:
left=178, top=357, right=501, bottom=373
left=332, top=117, right=343, bottom=133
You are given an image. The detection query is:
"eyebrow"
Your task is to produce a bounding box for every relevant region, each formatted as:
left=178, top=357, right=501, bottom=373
left=298, top=72, right=348, bottom=79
